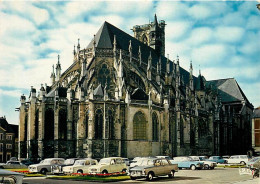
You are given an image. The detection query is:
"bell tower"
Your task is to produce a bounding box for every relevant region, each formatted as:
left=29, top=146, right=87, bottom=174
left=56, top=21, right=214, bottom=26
left=132, top=14, right=166, bottom=56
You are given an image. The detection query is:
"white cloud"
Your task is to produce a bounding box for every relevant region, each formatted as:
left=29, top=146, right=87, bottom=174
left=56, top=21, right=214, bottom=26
left=191, top=44, right=233, bottom=65
left=187, top=27, right=213, bottom=45
left=166, top=21, right=193, bottom=40
left=215, top=27, right=244, bottom=43
left=188, top=4, right=212, bottom=19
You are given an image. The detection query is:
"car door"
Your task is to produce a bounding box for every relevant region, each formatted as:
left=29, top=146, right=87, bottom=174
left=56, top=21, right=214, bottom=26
left=161, top=159, right=171, bottom=175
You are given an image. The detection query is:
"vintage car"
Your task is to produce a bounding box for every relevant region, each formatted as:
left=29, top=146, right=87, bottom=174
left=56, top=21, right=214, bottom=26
left=190, top=156, right=217, bottom=169
left=207, top=156, right=227, bottom=164
left=51, top=158, right=84, bottom=174
left=0, top=169, right=24, bottom=184
left=29, top=158, right=65, bottom=175
left=225, top=155, right=249, bottom=165
left=247, top=157, right=260, bottom=169
left=0, top=161, right=28, bottom=169
left=129, top=157, right=178, bottom=181
left=88, top=157, right=127, bottom=174
left=63, top=159, right=98, bottom=174
left=171, top=156, right=203, bottom=170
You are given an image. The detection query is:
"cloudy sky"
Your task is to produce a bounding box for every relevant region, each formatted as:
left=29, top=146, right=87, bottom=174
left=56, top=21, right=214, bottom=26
left=0, top=0, right=259, bottom=125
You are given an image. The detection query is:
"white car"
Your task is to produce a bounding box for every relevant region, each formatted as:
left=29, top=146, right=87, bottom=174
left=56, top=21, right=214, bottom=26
left=63, top=159, right=98, bottom=174
left=29, top=158, right=65, bottom=175
left=0, top=169, right=24, bottom=184
left=225, top=155, right=249, bottom=165
left=190, top=156, right=217, bottom=169
left=88, top=157, right=127, bottom=174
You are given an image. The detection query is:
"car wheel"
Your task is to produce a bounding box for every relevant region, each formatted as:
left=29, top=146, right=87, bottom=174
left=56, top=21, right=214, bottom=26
left=168, top=170, right=175, bottom=178
left=191, top=165, right=196, bottom=170
left=146, top=172, right=154, bottom=181
left=240, top=161, right=246, bottom=165
left=224, top=160, right=228, bottom=164
left=130, top=176, right=136, bottom=180
left=77, top=170, right=83, bottom=174
left=204, top=164, right=210, bottom=170
left=40, top=168, right=48, bottom=175
left=102, top=170, right=108, bottom=174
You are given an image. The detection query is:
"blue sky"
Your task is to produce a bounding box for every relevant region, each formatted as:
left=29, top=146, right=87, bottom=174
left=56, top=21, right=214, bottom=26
left=0, top=0, right=260, bottom=125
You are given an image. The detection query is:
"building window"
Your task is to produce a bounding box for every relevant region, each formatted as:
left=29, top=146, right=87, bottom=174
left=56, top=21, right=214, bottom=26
left=85, top=113, right=89, bottom=138
left=6, top=144, right=12, bottom=149
left=0, top=134, right=3, bottom=140
left=6, top=135, right=12, bottom=140
left=98, top=64, right=111, bottom=88
left=133, top=111, right=147, bottom=140
left=0, top=144, right=3, bottom=152
left=255, top=119, right=260, bottom=147
left=108, top=110, right=114, bottom=139
left=95, top=109, right=103, bottom=139
left=58, top=109, right=67, bottom=140
left=152, top=112, right=159, bottom=141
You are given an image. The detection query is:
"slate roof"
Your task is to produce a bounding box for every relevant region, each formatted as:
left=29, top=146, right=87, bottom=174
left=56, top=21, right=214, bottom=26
left=0, top=117, right=15, bottom=133
left=86, top=21, right=199, bottom=88
left=206, top=78, right=249, bottom=103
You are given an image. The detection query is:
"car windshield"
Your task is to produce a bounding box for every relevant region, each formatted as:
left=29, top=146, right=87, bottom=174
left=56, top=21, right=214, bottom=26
left=41, top=159, right=52, bottom=164
left=99, top=158, right=111, bottom=165
left=190, top=157, right=199, bottom=161
left=174, top=157, right=190, bottom=161
left=74, top=160, right=86, bottom=166
left=139, top=159, right=154, bottom=166
left=64, top=159, right=75, bottom=165
left=249, top=157, right=260, bottom=162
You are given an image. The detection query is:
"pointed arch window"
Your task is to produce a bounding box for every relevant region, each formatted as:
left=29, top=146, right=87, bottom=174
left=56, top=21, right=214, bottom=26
left=133, top=111, right=147, bottom=140
left=142, top=34, right=148, bottom=45
left=98, top=64, right=111, bottom=88
left=44, top=109, right=54, bottom=140
left=152, top=112, right=159, bottom=141
left=85, top=113, right=89, bottom=138
left=95, top=109, right=103, bottom=139
left=108, top=110, right=114, bottom=139
left=59, top=109, right=67, bottom=140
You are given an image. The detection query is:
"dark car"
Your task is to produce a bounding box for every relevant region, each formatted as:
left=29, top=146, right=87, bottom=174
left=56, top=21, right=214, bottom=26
left=207, top=156, right=227, bottom=164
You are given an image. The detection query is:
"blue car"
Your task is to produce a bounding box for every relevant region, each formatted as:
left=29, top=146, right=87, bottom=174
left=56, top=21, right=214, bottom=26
left=171, top=156, right=203, bottom=170
left=207, top=156, right=227, bottom=164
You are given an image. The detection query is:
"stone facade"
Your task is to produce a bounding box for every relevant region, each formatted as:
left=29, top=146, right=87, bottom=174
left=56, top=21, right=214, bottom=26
left=18, top=16, right=253, bottom=160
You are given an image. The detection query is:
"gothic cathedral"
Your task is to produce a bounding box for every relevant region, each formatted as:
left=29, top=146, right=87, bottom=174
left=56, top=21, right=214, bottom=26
left=18, top=15, right=253, bottom=160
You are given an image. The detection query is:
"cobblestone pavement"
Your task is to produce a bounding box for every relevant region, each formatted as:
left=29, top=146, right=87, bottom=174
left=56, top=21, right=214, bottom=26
left=23, top=168, right=259, bottom=184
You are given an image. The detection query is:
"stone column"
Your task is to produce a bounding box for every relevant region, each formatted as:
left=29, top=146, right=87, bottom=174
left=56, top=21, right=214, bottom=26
left=18, top=95, right=26, bottom=159
left=38, top=101, right=45, bottom=159
left=87, top=102, right=94, bottom=158
left=76, top=103, right=86, bottom=157
left=28, top=92, right=36, bottom=159
left=54, top=104, right=59, bottom=158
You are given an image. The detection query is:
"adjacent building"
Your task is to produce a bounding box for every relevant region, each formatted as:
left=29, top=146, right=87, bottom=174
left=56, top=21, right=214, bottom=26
left=18, top=15, right=253, bottom=160
left=252, top=107, right=260, bottom=153
left=0, top=116, right=18, bottom=162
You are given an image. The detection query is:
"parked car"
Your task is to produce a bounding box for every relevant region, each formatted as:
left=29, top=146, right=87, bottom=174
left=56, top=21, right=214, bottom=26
left=51, top=158, right=84, bottom=174
left=0, top=161, right=28, bottom=169
left=247, top=157, right=260, bottom=169
left=129, top=157, right=178, bottom=181
left=0, top=169, right=24, bottom=184
left=171, top=157, right=203, bottom=170
left=156, top=156, right=174, bottom=162
left=190, top=156, right=217, bottom=169
left=207, top=156, right=227, bottom=164
left=122, top=158, right=130, bottom=166
left=88, top=157, right=127, bottom=174
left=130, top=157, right=154, bottom=168
left=63, top=159, right=98, bottom=174
left=222, top=155, right=230, bottom=159
left=20, top=159, right=34, bottom=166
left=29, top=158, right=65, bottom=175
left=224, top=155, right=249, bottom=165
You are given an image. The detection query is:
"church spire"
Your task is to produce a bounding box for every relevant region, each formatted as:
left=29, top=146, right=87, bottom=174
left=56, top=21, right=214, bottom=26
left=147, top=51, right=152, bottom=80
left=138, top=46, right=142, bottom=66
left=50, top=64, right=55, bottom=85
left=73, top=45, right=76, bottom=56
left=129, top=40, right=132, bottom=63
left=56, top=55, right=61, bottom=81
left=77, top=38, right=80, bottom=52
left=154, top=14, right=158, bottom=25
